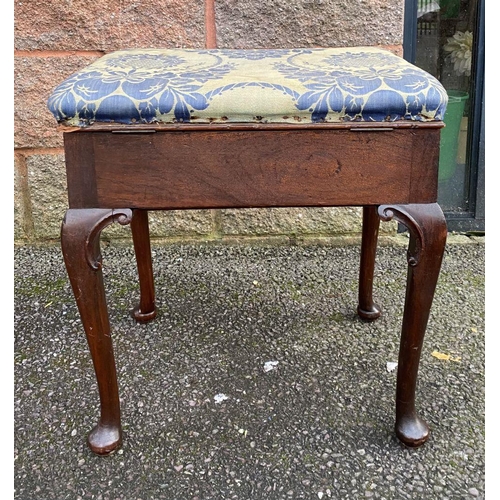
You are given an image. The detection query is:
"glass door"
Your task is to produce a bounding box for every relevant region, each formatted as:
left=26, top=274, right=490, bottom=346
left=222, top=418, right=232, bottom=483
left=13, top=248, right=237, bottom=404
left=404, top=0, right=485, bottom=232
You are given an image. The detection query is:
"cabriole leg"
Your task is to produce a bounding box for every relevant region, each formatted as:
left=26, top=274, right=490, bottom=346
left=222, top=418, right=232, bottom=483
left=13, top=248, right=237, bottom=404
left=358, top=205, right=382, bottom=321
left=130, top=209, right=157, bottom=322
left=379, top=203, right=447, bottom=447
left=61, top=208, right=132, bottom=455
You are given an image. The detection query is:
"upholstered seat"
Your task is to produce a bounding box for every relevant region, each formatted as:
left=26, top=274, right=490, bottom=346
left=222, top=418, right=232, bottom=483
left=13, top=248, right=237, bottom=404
left=48, top=47, right=447, bottom=126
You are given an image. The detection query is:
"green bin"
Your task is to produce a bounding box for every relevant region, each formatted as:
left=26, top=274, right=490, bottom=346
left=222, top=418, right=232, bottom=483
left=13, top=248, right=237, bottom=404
left=439, top=90, right=468, bottom=182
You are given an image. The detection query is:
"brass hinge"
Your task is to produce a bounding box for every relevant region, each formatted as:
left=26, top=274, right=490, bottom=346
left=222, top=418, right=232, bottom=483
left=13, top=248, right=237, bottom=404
left=350, top=127, right=394, bottom=132
left=111, top=129, right=157, bottom=134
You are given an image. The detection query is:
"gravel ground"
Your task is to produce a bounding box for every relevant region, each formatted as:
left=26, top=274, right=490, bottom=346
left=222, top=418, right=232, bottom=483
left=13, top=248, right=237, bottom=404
left=14, top=236, right=485, bottom=500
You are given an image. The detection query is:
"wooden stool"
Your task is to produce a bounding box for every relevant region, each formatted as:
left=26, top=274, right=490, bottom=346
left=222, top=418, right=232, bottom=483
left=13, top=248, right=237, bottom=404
left=48, top=41, right=448, bottom=455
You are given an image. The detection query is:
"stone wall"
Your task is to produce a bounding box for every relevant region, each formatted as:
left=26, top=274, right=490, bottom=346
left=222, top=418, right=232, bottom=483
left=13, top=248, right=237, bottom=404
left=14, top=0, right=404, bottom=244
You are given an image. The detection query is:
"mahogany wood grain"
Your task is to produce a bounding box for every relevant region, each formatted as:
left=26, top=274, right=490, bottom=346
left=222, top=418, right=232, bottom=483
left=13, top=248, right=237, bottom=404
left=130, top=209, right=157, bottom=322
left=60, top=121, right=444, bottom=133
left=64, top=131, right=99, bottom=208
left=379, top=203, right=447, bottom=446
left=358, top=206, right=382, bottom=321
left=408, top=128, right=441, bottom=203
left=61, top=208, right=131, bottom=455
left=64, top=126, right=440, bottom=210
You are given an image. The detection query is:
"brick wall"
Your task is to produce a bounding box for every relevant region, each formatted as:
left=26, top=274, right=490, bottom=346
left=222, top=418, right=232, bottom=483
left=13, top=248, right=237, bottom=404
left=14, top=0, right=403, bottom=244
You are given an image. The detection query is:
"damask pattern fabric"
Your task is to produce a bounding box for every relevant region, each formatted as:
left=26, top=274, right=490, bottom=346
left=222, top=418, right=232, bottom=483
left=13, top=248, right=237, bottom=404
left=47, top=47, right=448, bottom=126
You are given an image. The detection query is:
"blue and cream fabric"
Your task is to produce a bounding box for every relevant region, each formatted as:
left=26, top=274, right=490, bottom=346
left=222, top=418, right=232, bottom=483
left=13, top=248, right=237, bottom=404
left=48, top=47, right=448, bottom=126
